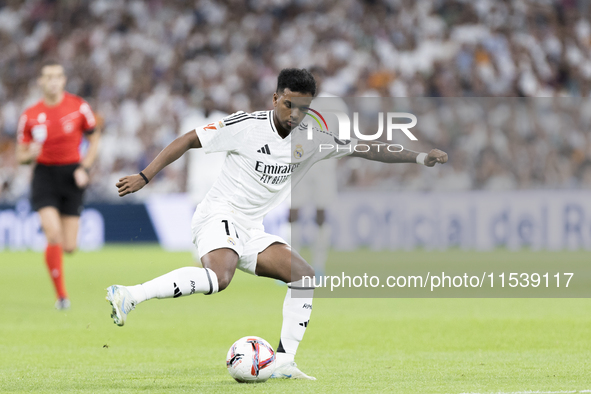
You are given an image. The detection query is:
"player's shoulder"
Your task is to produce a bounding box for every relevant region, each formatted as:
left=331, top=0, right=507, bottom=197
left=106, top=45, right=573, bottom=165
left=62, top=93, right=94, bottom=116
left=223, top=110, right=268, bottom=121
left=295, top=120, right=351, bottom=145
left=295, top=119, right=333, bottom=138
left=21, top=100, right=45, bottom=116
left=221, top=110, right=269, bottom=126
left=63, top=92, right=89, bottom=106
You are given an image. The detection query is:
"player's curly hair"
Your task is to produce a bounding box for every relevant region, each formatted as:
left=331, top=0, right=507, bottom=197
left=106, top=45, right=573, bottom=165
left=276, top=68, right=316, bottom=96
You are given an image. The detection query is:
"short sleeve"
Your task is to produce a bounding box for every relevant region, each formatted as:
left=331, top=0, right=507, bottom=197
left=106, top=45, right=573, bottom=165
left=195, top=111, right=249, bottom=153
left=17, top=114, right=31, bottom=144
left=79, top=101, right=96, bottom=132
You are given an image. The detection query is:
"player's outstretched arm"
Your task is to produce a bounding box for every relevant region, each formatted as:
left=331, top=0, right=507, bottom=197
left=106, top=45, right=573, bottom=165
left=116, top=130, right=202, bottom=197
left=350, top=145, right=448, bottom=167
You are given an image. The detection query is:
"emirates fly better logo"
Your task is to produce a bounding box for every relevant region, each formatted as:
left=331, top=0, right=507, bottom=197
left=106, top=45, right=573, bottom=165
left=304, top=107, right=418, bottom=153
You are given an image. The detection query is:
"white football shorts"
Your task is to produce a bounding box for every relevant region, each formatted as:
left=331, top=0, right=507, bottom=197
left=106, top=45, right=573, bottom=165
left=191, top=208, right=286, bottom=275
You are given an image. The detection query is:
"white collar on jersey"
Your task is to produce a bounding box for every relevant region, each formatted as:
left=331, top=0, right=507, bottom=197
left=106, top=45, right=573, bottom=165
left=268, top=110, right=278, bottom=134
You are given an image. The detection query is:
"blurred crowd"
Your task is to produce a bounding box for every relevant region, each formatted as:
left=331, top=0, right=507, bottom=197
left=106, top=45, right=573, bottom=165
left=1, top=0, right=591, bottom=203
left=341, top=97, right=591, bottom=191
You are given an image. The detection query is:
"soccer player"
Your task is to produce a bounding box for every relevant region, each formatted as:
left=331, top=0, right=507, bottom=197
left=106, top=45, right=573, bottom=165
left=16, top=60, right=101, bottom=310
left=107, top=68, right=447, bottom=379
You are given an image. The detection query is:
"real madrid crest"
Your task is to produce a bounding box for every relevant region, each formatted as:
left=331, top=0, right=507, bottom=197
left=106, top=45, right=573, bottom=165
left=293, top=144, right=304, bottom=159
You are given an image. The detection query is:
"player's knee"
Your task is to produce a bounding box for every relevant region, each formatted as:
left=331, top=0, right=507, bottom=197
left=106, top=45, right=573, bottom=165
left=302, top=264, right=315, bottom=280
left=201, top=249, right=238, bottom=292
left=63, top=245, right=76, bottom=254
left=216, top=272, right=233, bottom=292
left=44, top=231, right=62, bottom=245
left=293, top=263, right=314, bottom=282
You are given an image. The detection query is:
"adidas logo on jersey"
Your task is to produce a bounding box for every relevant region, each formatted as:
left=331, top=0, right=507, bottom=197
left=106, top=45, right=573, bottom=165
left=257, top=144, right=271, bottom=155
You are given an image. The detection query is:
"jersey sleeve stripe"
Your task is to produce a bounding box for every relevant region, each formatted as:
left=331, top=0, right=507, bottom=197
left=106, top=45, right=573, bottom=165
left=251, top=111, right=268, bottom=118
left=224, top=116, right=267, bottom=126
left=224, top=113, right=248, bottom=122
left=80, top=102, right=96, bottom=128
left=224, top=115, right=249, bottom=124
left=225, top=116, right=254, bottom=125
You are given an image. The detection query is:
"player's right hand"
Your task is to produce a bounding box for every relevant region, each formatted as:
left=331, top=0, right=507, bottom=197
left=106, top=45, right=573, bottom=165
left=116, top=174, right=146, bottom=197
left=29, top=143, right=42, bottom=159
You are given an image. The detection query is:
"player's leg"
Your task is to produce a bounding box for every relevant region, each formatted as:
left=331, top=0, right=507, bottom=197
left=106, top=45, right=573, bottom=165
left=255, top=242, right=313, bottom=282
left=38, top=207, right=69, bottom=303
left=133, top=247, right=235, bottom=300
left=106, top=248, right=236, bottom=326
left=106, top=211, right=244, bottom=326
left=132, top=247, right=236, bottom=301
left=32, top=164, right=70, bottom=308
left=39, top=207, right=63, bottom=246
left=255, top=243, right=316, bottom=380
left=60, top=215, right=80, bottom=254
left=42, top=163, right=85, bottom=308
left=59, top=163, right=86, bottom=254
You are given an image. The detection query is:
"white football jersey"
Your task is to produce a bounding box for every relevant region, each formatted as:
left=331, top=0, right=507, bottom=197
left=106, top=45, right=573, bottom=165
left=195, top=110, right=355, bottom=228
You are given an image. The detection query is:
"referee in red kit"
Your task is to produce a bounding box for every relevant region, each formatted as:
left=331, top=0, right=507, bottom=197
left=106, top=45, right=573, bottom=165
left=16, top=60, right=101, bottom=310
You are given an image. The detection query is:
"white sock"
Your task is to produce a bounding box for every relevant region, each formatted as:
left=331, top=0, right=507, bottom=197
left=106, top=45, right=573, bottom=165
left=191, top=246, right=201, bottom=264
left=275, top=352, right=294, bottom=365
left=277, top=279, right=314, bottom=356
left=312, top=224, right=330, bottom=274
left=127, top=267, right=219, bottom=304
left=290, top=221, right=301, bottom=252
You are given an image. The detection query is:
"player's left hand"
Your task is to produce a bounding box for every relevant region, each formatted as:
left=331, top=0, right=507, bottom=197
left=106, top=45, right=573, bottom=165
left=116, top=174, right=146, bottom=197
left=74, top=167, right=90, bottom=188
left=425, top=149, right=448, bottom=167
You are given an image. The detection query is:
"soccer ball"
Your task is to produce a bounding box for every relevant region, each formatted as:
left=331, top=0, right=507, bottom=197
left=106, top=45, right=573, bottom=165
left=226, top=336, right=276, bottom=383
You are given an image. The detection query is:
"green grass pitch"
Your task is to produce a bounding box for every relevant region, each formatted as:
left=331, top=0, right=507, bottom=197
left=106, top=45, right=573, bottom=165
left=1, top=246, right=590, bottom=393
